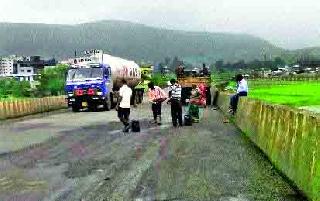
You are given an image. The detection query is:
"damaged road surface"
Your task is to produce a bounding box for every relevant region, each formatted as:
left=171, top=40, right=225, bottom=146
left=0, top=104, right=305, bottom=201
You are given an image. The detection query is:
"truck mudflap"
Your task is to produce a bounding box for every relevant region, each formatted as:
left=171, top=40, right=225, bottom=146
left=68, top=95, right=107, bottom=112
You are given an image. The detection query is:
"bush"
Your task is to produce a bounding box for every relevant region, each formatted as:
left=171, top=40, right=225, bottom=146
left=150, top=73, right=176, bottom=87
left=0, top=78, right=31, bottom=98
left=12, top=80, right=31, bottom=97
left=37, top=64, right=68, bottom=96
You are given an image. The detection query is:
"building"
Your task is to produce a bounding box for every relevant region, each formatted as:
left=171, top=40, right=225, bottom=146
left=0, top=55, right=57, bottom=86
left=0, top=55, right=56, bottom=76
left=0, top=57, right=14, bottom=75
left=15, top=56, right=57, bottom=74
left=0, top=55, right=22, bottom=76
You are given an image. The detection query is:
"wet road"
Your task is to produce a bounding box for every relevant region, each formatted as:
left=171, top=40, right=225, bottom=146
left=0, top=104, right=305, bottom=201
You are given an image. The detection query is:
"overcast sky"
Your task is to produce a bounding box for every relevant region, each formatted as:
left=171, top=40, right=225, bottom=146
left=1, top=0, right=319, bottom=49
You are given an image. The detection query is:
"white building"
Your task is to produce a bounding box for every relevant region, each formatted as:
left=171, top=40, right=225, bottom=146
left=17, top=63, right=34, bottom=75
left=0, top=57, right=14, bottom=75
left=0, top=55, right=36, bottom=83
left=0, top=55, right=24, bottom=76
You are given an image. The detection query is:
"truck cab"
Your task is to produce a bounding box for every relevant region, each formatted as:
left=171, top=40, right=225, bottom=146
left=65, top=63, right=113, bottom=112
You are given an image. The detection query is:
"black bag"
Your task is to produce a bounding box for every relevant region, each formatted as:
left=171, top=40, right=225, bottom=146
left=184, top=115, right=193, bottom=126
left=131, top=120, right=141, bottom=132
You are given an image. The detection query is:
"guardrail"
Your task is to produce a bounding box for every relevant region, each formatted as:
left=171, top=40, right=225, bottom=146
left=217, top=93, right=320, bottom=201
left=0, top=96, right=67, bottom=120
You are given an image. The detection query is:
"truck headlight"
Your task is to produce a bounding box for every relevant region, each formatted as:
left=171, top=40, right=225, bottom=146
left=97, top=92, right=103, bottom=96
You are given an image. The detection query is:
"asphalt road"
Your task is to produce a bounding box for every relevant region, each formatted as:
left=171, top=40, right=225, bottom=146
left=0, top=104, right=306, bottom=201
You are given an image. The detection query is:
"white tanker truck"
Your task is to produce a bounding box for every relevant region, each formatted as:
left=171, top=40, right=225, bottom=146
left=65, top=52, right=143, bottom=112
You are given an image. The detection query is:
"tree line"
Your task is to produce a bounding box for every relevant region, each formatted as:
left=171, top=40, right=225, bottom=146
left=160, top=54, right=320, bottom=72
left=214, top=57, right=286, bottom=71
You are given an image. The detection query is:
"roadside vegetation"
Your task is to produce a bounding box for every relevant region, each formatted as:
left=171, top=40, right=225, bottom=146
left=36, top=64, right=68, bottom=96
left=0, top=79, right=32, bottom=100
left=211, top=71, right=236, bottom=90
left=249, top=80, right=320, bottom=107
left=149, top=73, right=176, bottom=87
left=211, top=71, right=320, bottom=107
left=0, top=64, right=68, bottom=100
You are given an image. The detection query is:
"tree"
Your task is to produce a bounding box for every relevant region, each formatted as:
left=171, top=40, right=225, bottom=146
left=215, top=60, right=224, bottom=71
left=150, top=73, right=176, bottom=87
left=171, top=56, right=183, bottom=69
left=274, top=57, right=286, bottom=67
left=164, top=57, right=171, bottom=66
left=0, top=78, right=31, bottom=98
left=11, top=80, right=31, bottom=97
left=37, top=64, right=68, bottom=96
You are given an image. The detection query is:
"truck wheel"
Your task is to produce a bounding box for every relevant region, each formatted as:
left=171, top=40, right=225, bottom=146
left=110, top=93, right=116, bottom=109
left=104, top=97, right=111, bottom=111
left=72, top=104, right=80, bottom=112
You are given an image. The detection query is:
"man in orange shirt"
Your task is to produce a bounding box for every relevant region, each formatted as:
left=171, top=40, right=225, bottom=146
left=148, top=82, right=167, bottom=125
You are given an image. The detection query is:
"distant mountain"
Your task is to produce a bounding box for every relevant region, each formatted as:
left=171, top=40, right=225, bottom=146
left=0, top=20, right=288, bottom=63
left=292, top=47, right=320, bottom=59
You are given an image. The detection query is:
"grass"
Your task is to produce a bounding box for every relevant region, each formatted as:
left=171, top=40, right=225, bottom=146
left=248, top=80, right=320, bottom=107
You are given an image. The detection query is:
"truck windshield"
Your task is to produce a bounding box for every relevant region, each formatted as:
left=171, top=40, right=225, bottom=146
left=67, top=68, right=103, bottom=81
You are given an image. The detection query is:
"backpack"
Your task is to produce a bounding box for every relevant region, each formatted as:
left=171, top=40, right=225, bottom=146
left=184, top=114, right=193, bottom=126
left=131, top=120, right=141, bottom=132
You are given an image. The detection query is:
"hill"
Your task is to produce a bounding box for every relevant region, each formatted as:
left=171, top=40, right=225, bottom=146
left=292, top=47, right=320, bottom=59
left=0, top=20, right=285, bottom=63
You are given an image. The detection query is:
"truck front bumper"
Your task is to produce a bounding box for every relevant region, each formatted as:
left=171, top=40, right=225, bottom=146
left=67, top=95, right=106, bottom=107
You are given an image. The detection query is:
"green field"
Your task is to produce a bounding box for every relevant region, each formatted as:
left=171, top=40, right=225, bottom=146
left=248, top=80, right=320, bottom=107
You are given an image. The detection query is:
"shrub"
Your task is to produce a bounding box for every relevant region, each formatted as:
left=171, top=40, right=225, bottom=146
left=150, top=73, right=176, bottom=87
left=0, top=78, right=31, bottom=98
left=37, top=64, right=68, bottom=96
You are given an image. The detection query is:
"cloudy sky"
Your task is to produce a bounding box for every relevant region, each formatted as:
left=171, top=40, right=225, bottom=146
left=1, top=0, right=319, bottom=49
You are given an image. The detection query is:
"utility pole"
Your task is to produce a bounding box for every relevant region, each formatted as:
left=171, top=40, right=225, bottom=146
left=101, top=50, right=104, bottom=64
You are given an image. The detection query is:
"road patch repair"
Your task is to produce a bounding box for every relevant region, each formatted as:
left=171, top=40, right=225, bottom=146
left=0, top=103, right=305, bottom=200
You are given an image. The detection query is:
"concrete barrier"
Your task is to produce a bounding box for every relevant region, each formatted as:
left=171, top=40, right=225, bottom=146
left=0, top=96, right=67, bottom=120
left=217, top=93, right=320, bottom=201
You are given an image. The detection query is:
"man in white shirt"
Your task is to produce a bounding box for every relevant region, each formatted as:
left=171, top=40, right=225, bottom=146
left=117, top=79, right=132, bottom=132
left=229, top=74, right=248, bottom=115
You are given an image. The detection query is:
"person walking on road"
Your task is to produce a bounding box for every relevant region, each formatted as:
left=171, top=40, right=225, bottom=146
left=116, top=79, right=132, bottom=132
left=168, top=79, right=183, bottom=127
left=148, top=82, right=167, bottom=125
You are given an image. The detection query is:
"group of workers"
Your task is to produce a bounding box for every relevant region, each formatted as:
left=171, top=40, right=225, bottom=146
left=147, top=79, right=184, bottom=127
left=147, top=79, right=210, bottom=126
left=115, top=74, right=248, bottom=132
